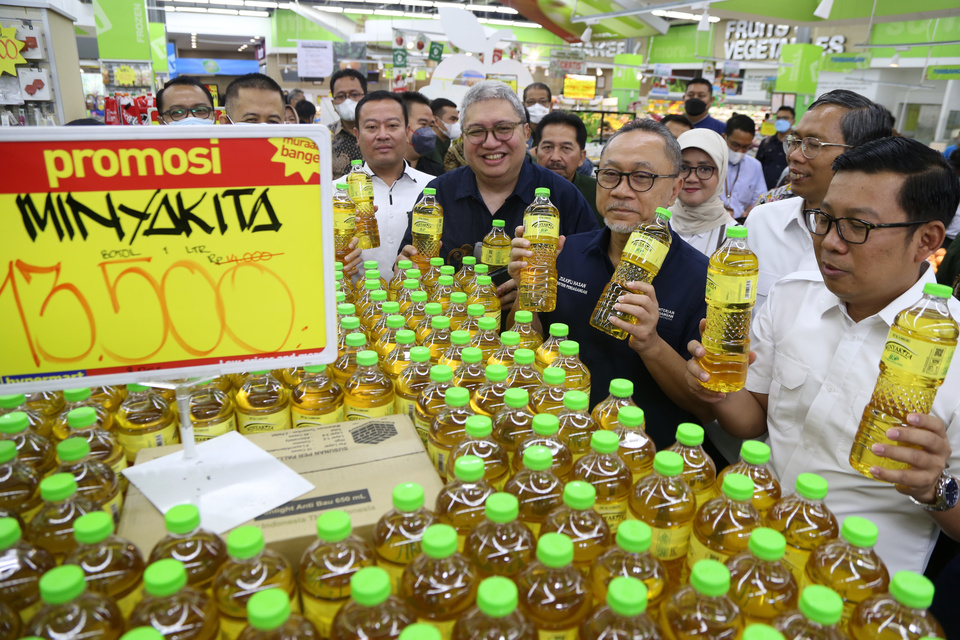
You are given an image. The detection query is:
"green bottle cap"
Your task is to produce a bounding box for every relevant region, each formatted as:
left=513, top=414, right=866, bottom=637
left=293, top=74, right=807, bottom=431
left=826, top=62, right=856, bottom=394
left=609, top=379, right=633, bottom=398
left=438, top=275, right=455, bottom=287
left=0, top=412, right=28, bottom=434
left=690, top=559, right=730, bottom=597
left=795, top=473, right=828, bottom=501
left=227, top=526, right=265, bottom=560
left=558, top=340, right=580, bottom=356
left=431, top=316, right=451, bottom=330
left=617, top=406, right=645, bottom=429
left=67, top=407, right=98, bottom=429
left=522, top=445, right=552, bottom=471
left=591, top=430, right=619, bottom=454
left=441, top=268, right=456, bottom=278
left=504, top=388, right=529, bottom=409
left=513, top=348, right=535, bottom=365
left=655, top=207, right=672, bottom=220
left=536, top=532, right=573, bottom=568
left=461, top=347, right=483, bottom=364
left=562, top=390, right=589, bottom=411
left=653, top=450, right=684, bottom=477
left=740, top=440, right=771, bottom=465
left=840, top=516, right=878, bottom=548
left=430, top=257, right=444, bottom=266
left=515, top=310, right=533, bottom=324
left=370, top=290, right=388, bottom=302
left=532, top=413, right=559, bottom=436
left=403, top=279, right=420, bottom=290
left=462, top=256, right=476, bottom=266
left=40, top=473, right=77, bottom=502
left=247, top=588, right=291, bottom=631
left=0, top=441, right=16, bottom=464
left=39, top=565, right=87, bottom=605
left=924, top=283, right=953, bottom=299
left=721, top=473, right=754, bottom=502
left=465, top=415, right=493, bottom=438
left=303, top=365, right=327, bottom=374
left=616, top=520, right=652, bottom=553
left=0, top=394, right=24, bottom=409
left=0, top=518, right=22, bottom=549
left=352, top=159, right=363, bottom=166
left=430, top=365, right=454, bottom=383
left=454, top=455, right=485, bottom=482
left=726, top=226, right=749, bottom=239
left=364, top=280, right=381, bottom=291
left=484, top=364, right=509, bottom=383
left=543, top=368, right=566, bottom=386
left=57, top=437, right=91, bottom=463
left=799, top=584, right=843, bottom=627
left=73, top=511, right=114, bottom=545
left=424, top=188, right=437, bottom=196
left=477, top=317, right=498, bottom=331
left=317, top=510, right=352, bottom=543
left=563, top=480, right=596, bottom=510
left=422, top=523, right=457, bottom=558
left=165, top=504, right=201, bottom=534
left=675, top=423, right=704, bottom=446
left=889, top=570, right=935, bottom=610
left=548, top=323, right=569, bottom=337
left=412, top=292, right=428, bottom=302
left=393, top=482, right=425, bottom=512
left=445, top=387, right=470, bottom=407
left=144, top=558, right=188, bottom=598
left=451, top=330, right=471, bottom=345
left=356, top=350, right=379, bottom=367
left=475, top=265, right=490, bottom=274
left=336, top=289, right=345, bottom=301
left=345, top=333, right=367, bottom=348
left=535, top=187, right=551, bottom=197
left=492, top=219, right=506, bottom=228
left=351, top=567, right=392, bottom=607
left=396, top=330, right=416, bottom=345
left=410, top=346, right=432, bottom=363
left=335, top=261, right=345, bottom=270
left=399, top=260, right=414, bottom=270
left=399, top=623, right=442, bottom=640
left=477, top=576, right=518, bottom=618
left=451, top=292, right=468, bottom=304
left=364, top=260, right=378, bottom=270
left=250, top=370, right=271, bottom=376
left=383, top=302, right=401, bottom=315
left=342, top=317, right=361, bottom=330
left=63, top=388, right=92, bottom=403
left=424, top=303, right=443, bottom=316
left=127, top=383, right=149, bottom=393
left=467, top=303, right=485, bottom=317
left=748, top=527, right=786, bottom=562
left=485, top=492, right=519, bottom=523
left=741, top=625, right=785, bottom=640
left=608, top=576, right=647, bottom=617
left=500, top=331, right=520, bottom=346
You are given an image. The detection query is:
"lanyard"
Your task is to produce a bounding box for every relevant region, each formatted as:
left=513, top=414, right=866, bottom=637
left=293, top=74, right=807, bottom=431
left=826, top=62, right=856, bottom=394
left=725, top=162, right=742, bottom=202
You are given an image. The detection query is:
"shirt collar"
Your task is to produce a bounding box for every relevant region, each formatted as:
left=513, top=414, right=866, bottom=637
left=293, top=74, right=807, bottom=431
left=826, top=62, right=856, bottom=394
left=815, top=263, right=936, bottom=326
left=361, top=160, right=419, bottom=185
left=784, top=197, right=806, bottom=232
left=453, top=155, right=537, bottom=205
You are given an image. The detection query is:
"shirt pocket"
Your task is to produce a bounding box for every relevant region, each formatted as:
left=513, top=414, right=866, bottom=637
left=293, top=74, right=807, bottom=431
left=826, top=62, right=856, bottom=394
left=768, top=351, right=809, bottom=432
left=758, top=269, right=781, bottom=302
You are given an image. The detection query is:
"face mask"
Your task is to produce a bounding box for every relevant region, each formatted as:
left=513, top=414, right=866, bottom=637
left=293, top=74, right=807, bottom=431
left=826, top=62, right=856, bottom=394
left=527, top=104, right=550, bottom=124
left=728, top=150, right=745, bottom=165
left=335, top=99, right=359, bottom=122
left=443, top=120, right=462, bottom=140
left=411, top=126, right=437, bottom=155
left=684, top=98, right=708, bottom=117
left=775, top=118, right=791, bottom=133
left=166, top=116, right=215, bottom=126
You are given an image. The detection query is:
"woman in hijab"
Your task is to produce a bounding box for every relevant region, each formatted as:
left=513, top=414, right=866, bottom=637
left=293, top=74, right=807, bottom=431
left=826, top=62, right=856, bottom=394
left=669, top=129, right=738, bottom=257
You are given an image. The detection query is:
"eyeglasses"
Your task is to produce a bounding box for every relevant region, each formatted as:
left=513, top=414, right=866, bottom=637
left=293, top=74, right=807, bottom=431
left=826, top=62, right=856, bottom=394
left=463, top=121, right=524, bottom=144
left=596, top=168, right=679, bottom=193
left=783, top=135, right=853, bottom=159
left=804, top=209, right=927, bottom=244
left=162, top=106, right=213, bottom=121
left=679, top=164, right=717, bottom=180
left=333, top=91, right=365, bottom=103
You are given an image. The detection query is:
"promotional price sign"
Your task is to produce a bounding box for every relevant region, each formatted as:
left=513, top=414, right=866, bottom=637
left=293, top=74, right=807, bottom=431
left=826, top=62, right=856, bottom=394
left=563, top=73, right=597, bottom=100
left=0, top=127, right=335, bottom=394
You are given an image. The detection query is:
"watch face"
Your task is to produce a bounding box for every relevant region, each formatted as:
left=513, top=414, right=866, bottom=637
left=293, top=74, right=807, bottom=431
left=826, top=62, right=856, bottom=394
left=944, top=475, right=960, bottom=509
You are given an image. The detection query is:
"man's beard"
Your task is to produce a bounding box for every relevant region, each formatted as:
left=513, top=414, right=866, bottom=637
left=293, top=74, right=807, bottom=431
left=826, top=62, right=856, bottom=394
left=604, top=217, right=637, bottom=234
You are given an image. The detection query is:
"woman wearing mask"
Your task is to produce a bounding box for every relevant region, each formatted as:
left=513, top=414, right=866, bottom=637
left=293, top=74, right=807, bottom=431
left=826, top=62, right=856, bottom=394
left=669, top=129, right=738, bottom=257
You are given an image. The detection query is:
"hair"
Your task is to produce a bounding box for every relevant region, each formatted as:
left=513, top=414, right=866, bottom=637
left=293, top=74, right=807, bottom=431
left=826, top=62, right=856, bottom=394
left=401, top=91, right=432, bottom=123
left=157, top=76, right=215, bottom=112
left=224, top=73, right=284, bottom=115
left=330, top=68, right=367, bottom=95
left=294, top=99, right=316, bottom=123
left=602, top=118, right=681, bottom=173
left=355, top=90, right=408, bottom=126
left=65, top=118, right=105, bottom=126
left=685, top=77, right=713, bottom=96
left=523, top=82, right=552, bottom=103
left=725, top=113, right=756, bottom=137
left=460, top=80, right=525, bottom=124
left=660, top=114, right=693, bottom=130
left=430, top=97, right=457, bottom=116
left=776, top=105, right=796, bottom=117
left=532, top=110, right=587, bottom=149
left=949, top=148, right=960, bottom=174
left=287, top=88, right=304, bottom=104
left=832, top=136, right=960, bottom=226
left=807, top=89, right=892, bottom=147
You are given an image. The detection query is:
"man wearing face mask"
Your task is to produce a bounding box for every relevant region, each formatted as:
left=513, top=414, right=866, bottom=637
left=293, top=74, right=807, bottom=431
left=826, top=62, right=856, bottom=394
left=329, top=68, right=368, bottom=178
left=755, top=106, right=795, bottom=189
left=156, top=76, right=216, bottom=126
left=683, top=77, right=726, bottom=135
left=402, top=91, right=444, bottom=177
left=523, top=82, right=553, bottom=145
left=719, top=114, right=767, bottom=221
left=425, top=98, right=459, bottom=168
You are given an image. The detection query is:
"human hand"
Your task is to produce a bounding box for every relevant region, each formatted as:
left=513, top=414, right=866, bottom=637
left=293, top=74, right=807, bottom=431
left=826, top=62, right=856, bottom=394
left=869, top=412, right=952, bottom=505
left=608, top=281, right=661, bottom=357
left=685, top=318, right=757, bottom=402
left=497, top=278, right=518, bottom=309
left=343, top=237, right=362, bottom=277
left=395, top=244, right=417, bottom=273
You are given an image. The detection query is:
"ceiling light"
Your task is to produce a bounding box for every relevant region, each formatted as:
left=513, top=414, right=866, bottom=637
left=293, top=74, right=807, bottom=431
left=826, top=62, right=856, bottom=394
left=347, top=8, right=374, bottom=13
left=596, top=67, right=602, bottom=76
left=245, top=1, right=278, bottom=7
left=176, top=7, right=208, bottom=13
left=580, top=25, right=592, bottom=44
left=890, top=53, right=900, bottom=67
left=250, top=38, right=257, bottom=42
left=650, top=9, right=719, bottom=22
left=238, top=9, right=269, bottom=15
left=698, top=9, right=711, bottom=31
left=209, top=8, right=239, bottom=13
left=313, top=5, right=343, bottom=12
left=377, top=9, right=405, bottom=15
left=813, top=0, right=833, bottom=19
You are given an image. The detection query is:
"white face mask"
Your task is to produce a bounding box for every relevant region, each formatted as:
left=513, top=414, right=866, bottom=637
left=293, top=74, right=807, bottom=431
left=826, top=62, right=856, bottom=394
left=166, top=116, right=215, bottom=126
left=527, top=104, right=550, bottom=124
left=443, top=120, right=461, bottom=140
left=335, top=99, right=359, bottom=122
left=728, top=150, right=745, bottom=165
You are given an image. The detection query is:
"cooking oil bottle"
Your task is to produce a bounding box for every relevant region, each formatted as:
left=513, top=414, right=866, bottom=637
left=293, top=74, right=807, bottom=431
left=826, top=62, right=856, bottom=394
left=373, top=483, right=437, bottom=593
left=460, top=304, right=486, bottom=337
left=348, top=160, right=379, bottom=249
left=90, top=384, right=126, bottom=414
left=371, top=302, right=401, bottom=341
left=452, top=347, right=486, bottom=395
left=416, top=303, right=445, bottom=344
left=662, top=559, right=743, bottom=640
left=470, top=364, right=509, bottom=418
left=329, top=567, right=416, bottom=640
left=298, top=511, right=375, bottom=637
left=343, top=350, right=395, bottom=420
left=0, top=441, right=40, bottom=522
left=0, top=411, right=56, bottom=476
left=717, top=441, right=781, bottom=517
left=765, top=474, right=839, bottom=585
left=517, top=532, right=592, bottom=637
left=480, top=219, right=511, bottom=273
left=614, top=406, right=655, bottom=484
left=333, top=333, right=366, bottom=386
left=333, top=182, right=356, bottom=263
left=503, top=445, right=564, bottom=537
left=26, top=473, right=99, bottom=560
left=468, top=276, right=501, bottom=325
left=414, top=364, right=455, bottom=445
left=398, top=281, right=423, bottom=315
left=581, top=576, right=661, bottom=640
left=452, top=575, right=537, bottom=640
left=411, top=188, right=443, bottom=273
left=553, top=341, right=591, bottom=396
left=573, top=430, right=631, bottom=533
left=556, top=390, right=598, bottom=463
left=148, top=504, right=227, bottom=593
left=470, top=317, right=502, bottom=362
left=129, top=558, right=220, bottom=640
left=519, top=188, right=560, bottom=312
left=804, top=516, right=890, bottom=631
left=591, top=520, right=668, bottom=617
left=628, top=450, right=696, bottom=589
left=214, top=525, right=298, bottom=640
left=432, top=276, right=457, bottom=313
left=427, top=387, right=475, bottom=476
left=439, top=330, right=472, bottom=370
left=421, top=257, right=445, bottom=295
left=773, top=584, right=845, bottom=640
left=0, top=600, right=19, bottom=640
left=0, top=394, right=50, bottom=439
left=395, top=347, right=434, bottom=424
left=455, top=257, right=477, bottom=292
left=848, top=570, right=944, bottom=640
left=114, top=384, right=178, bottom=462
left=726, top=527, right=799, bottom=625
left=238, top=588, right=320, bottom=640
left=699, top=227, right=759, bottom=392
left=667, top=423, right=719, bottom=509
left=361, top=289, right=389, bottom=338
left=337, top=316, right=360, bottom=351
left=25, top=564, right=124, bottom=640
left=510, top=311, right=543, bottom=351
left=53, top=388, right=114, bottom=440
left=423, top=316, right=453, bottom=364
left=590, top=208, right=672, bottom=339
left=354, top=281, right=380, bottom=318
left=531, top=367, right=567, bottom=415
left=464, top=492, right=535, bottom=581
left=390, top=260, right=414, bottom=301
left=374, top=315, right=406, bottom=359
left=686, top=474, right=762, bottom=577
left=384, top=330, right=419, bottom=384
left=55, top=438, right=122, bottom=521
left=511, top=413, right=573, bottom=480
left=0, top=517, right=55, bottom=625
left=504, top=348, right=543, bottom=392
left=850, top=282, right=958, bottom=480
left=66, top=511, right=145, bottom=618
left=492, top=388, right=535, bottom=464
left=435, top=456, right=494, bottom=549
left=235, top=372, right=291, bottom=435
left=591, top=379, right=638, bottom=431
left=447, top=293, right=469, bottom=331
left=25, top=390, right=64, bottom=421
left=439, top=265, right=458, bottom=290
left=742, top=625, right=785, bottom=640
left=447, top=416, right=509, bottom=489
left=187, top=383, right=237, bottom=442
left=534, top=323, right=568, bottom=373
left=541, top=480, right=611, bottom=571
left=291, top=365, right=344, bottom=428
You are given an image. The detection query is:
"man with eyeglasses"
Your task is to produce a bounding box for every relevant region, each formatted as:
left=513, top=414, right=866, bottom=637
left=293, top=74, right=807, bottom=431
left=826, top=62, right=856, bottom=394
left=507, top=118, right=714, bottom=449
left=222, top=73, right=285, bottom=125
left=156, top=77, right=216, bottom=126
left=686, top=136, right=960, bottom=575
left=719, top=114, right=767, bottom=221
left=329, top=68, right=368, bottom=178
left=745, top=90, right=892, bottom=312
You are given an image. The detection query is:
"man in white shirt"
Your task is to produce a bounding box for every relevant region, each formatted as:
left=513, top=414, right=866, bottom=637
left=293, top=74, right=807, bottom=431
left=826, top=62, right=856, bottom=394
left=686, top=136, right=960, bottom=575
left=746, top=90, right=892, bottom=312
left=719, top=114, right=767, bottom=222
left=333, top=91, right=432, bottom=280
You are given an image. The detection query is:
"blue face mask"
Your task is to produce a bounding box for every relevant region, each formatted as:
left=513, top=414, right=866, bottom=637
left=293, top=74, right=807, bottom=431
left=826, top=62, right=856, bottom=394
left=411, top=126, right=437, bottom=155
left=775, top=118, right=791, bottom=133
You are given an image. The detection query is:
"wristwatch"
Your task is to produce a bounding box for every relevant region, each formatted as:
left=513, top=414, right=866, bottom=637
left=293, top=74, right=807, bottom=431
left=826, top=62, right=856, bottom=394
left=910, top=470, right=960, bottom=512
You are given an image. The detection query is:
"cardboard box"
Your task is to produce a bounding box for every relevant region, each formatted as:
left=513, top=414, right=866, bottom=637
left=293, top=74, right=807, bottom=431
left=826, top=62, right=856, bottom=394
left=117, top=415, right=444, bottom=569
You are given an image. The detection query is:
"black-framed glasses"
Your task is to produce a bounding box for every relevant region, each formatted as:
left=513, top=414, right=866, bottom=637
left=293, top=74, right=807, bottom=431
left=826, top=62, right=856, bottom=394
left=333, top=91, right=364, bottom=103
left=679, top=164, right=718, bottom=180
left=804, top=209, right=927, bottom=244
left=162, top=106, right=213, bottom=121
left=596, top=168, right=679, bottom=193
left=783, top=134, right=853, bottom=159
left=463, top=121, right=524, bottom=144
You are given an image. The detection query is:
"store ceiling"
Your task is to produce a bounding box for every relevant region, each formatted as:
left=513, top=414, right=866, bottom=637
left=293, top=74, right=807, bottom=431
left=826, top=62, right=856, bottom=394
left=170, top=32, right=263, bottom=53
